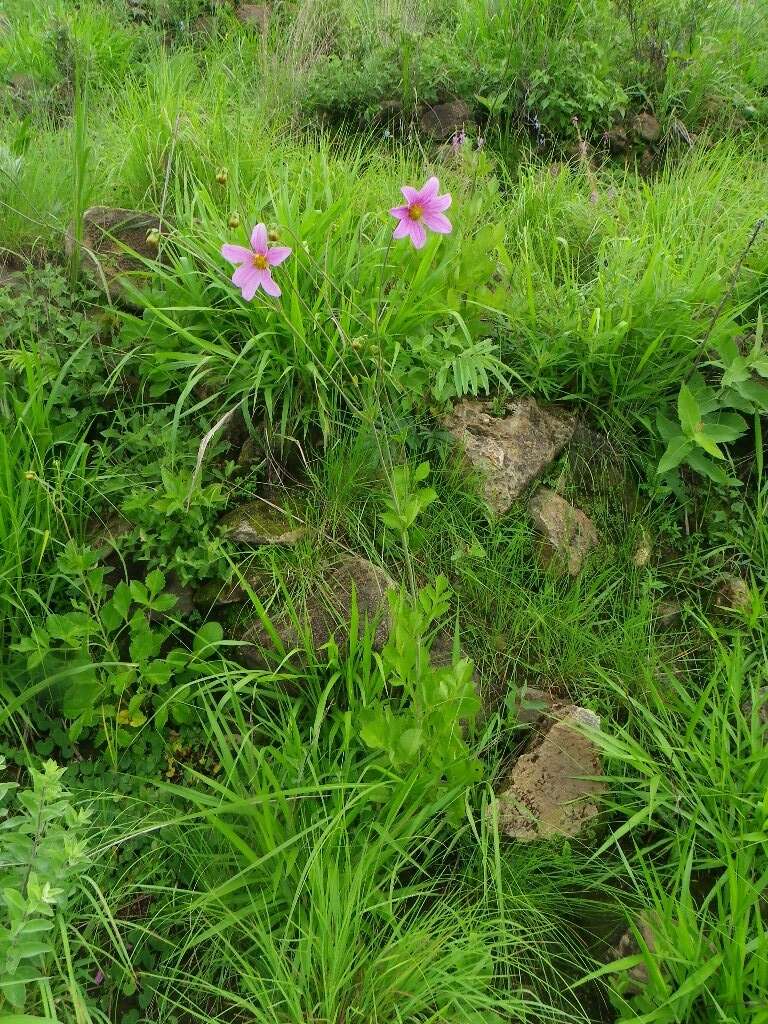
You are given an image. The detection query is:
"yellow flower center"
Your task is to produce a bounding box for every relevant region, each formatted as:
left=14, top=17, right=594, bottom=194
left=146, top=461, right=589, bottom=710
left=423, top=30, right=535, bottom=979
left=252, top=252, right=268, bottom=269
left=409, top=204, right=424, bottom=221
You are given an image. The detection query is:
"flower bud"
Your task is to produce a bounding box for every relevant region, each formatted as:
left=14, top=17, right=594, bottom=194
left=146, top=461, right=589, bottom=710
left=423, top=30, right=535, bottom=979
left=268, top=228, right=279, bottom=241
left=146, top=228, right=161, bottom=248
left=215, top=166, right=228, bottom=185
left=227, top=212, right=240, bottom=229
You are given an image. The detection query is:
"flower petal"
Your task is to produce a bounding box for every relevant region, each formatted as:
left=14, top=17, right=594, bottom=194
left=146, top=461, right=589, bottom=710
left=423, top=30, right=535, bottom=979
left=410, top=220, right=427, bottom=249
left=417, top=176, right=440, bottom=202
left=235, top=266, right=259, bottom=300
left=250, top=223, right=268, bottom=254
left=401, top=186, right=419, bottom=204
left=393, top=218, right=412, bottom=241
left=425, top=192, right=452, bottom=213
left=221, top=244, right=253, bottom=266
left=422, top=210, right=452, bottom=234
left=257, top=269, right=281, bottom=297
left=266, top=245, right=292, bottom=267
left=232, top=263, right=257, bottom=287
left=390, top=205, right=410, bottom=220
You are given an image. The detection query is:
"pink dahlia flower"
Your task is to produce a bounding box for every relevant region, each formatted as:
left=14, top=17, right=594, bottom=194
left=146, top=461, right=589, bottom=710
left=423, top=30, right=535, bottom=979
left=221, top=223, right=292, bottom=300
left=389, top=176, right=452, bottom=249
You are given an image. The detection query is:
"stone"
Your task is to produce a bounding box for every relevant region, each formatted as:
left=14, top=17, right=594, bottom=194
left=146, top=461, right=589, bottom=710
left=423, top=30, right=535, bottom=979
left=66, top=207, right=166, bottom=306
left=528, top=488, right=600, bottom=576
left=419, top=100, right=472, bottom=142
left=655, top=600, right=682, bottom=630
left=193, top=570, right=276, bottom=609
left=632, top=112, right=661, bottom=142
left=441, top=398, right=575, bottom=514
left=220, top=500, right=305, bottom=545
left=604, top=124, right=629, bottom=154
left=609, top=915, right=659, bottom=994
left=238, top=555, right=394, bottom=667
left=632, top=530, right=652, bottom=568
left=492, top=705, right=604, bottom=841
left=715, top=575, right=751, bottom=614
left=566, top=423, right=632, bottom=503
left=236, top=4, right=270, bottom=31
left=509, top=684, right=557, bottom=728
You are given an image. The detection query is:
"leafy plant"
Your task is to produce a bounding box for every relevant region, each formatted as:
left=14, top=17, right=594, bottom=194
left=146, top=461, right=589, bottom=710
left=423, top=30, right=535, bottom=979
left=360, top=576, right=482, bottom=823
left=656, top=311, right=768, bottom=487
left=0, top=757, right=90, bottom=1012
left=13, top=554, right=222, bottom=743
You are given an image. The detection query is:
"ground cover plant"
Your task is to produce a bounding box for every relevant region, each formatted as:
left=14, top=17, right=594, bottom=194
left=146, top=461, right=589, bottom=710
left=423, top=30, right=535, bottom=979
left=1, top=1, right=767, bottom=1023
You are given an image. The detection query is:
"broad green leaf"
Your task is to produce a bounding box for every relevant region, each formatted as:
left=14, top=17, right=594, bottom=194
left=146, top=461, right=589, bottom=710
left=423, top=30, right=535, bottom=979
left=677, top=384, right=700, bottom=436
left=657, top=437, right=691, bottom=475
left=685, top=448, right=733, bottom=485
left=145, top=569, right=165, bottom=596
left=736, top=378, right=768, bottom=411
left=693, top=431, right=724, bottom=459
left=193, top=621, right=224, bottom=654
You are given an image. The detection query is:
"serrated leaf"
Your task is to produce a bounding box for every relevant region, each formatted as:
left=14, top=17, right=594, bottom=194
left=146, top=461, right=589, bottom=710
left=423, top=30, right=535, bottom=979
left=677, top=384, right=700, bottom=436
left=112, top=581, right=133, bottom=620
left=693, top=432, right=725, bottom=459
left=658, top=437, right=691, bottom=474
left=145, top=569, right=165, bottom=597
left=736, top=378, right=768, bottom=411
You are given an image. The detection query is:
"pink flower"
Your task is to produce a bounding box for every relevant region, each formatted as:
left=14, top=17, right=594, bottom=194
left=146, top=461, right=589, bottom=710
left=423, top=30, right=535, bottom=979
left=221, top=223, right=291, bottom=300
left=389, top=176, right=452, bottom=249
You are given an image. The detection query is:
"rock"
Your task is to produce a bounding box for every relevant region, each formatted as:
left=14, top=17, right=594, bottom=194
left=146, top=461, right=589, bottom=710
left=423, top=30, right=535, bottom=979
left=715, top=574, right=751, bottom=614
left=566, top=423, right=634, bottom=508
left=742, top=687, right=768, bottom=727
left=632, top=112, right=661, bottom=142
left=655, top=599, right=682, bottom=630
left=492, top=705, right=604, bottom=841
left=66, top=207, right=166, bottom=306
left=441, top=398, right=575, bottom=514
left=235, top=4, right=269, bottom=31
left=220, top=499, right=305, bottom=545
left=609, top=915, right=659, bottom=994
left=604, top=124, right=630, bottom=154
left=419, top=100, right=472, bottom=141
left=238, top=555, right=394, bottom=667
left=87, top=512, right=134, bottom=548
left=632, top=530, right=652, bottom=568
left=528, top=488, right=600, bottom=576
left=509, top=684, right=557, bottom=728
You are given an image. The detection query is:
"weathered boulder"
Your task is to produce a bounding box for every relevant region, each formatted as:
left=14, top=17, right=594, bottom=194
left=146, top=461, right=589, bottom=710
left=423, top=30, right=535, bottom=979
left=609, top=915, right=659, bottom=994
left=654, top=599, right=682, bottom=630
left=528, top=488, right=600, bottom=576
left=492, top=705, right=604, bottom=841
left=236, top=4, right=269, bottom=31
left=420, top=100, right=472, bottom=141
left=632, top=112, right=661, bottom=142
left=220, top=500, right=305, bottom=545
left=66, top=207, right=165, bottom=306
left=715, top=574, right=751, bottom=614
left=441, top=398, right=575, bottom=514
left=238, top=555, right=394, bottom=667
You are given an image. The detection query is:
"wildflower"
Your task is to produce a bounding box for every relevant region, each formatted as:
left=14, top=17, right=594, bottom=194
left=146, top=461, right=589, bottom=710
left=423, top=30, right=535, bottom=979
left=450, top=130, right=465, bottom=155
left=476, top=135, right=485, bottom=151
left=389, top=176, right=452, bottom=249
left=221, top=222, right=291, bottom=300
left=215, top=166, right=228, bottom=185
left=145, top=228, right=161, bottom=249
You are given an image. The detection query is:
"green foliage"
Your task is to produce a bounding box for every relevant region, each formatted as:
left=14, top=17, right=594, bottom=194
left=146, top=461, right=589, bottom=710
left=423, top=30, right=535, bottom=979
left=13, top=553, right=221, bottom=741
left=656, top=312, right=768, bottom=487
left=360, top=577, right=482, bottom=821
left=0, top=758, right=90, bottom=1011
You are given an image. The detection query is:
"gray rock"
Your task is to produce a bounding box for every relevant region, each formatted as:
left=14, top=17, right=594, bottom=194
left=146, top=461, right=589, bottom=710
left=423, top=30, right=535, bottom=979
left=220, top=500, right=305, bottom=545
left=510, top=684, right=557, bottom=728
left=420, top=100, right=472, bottom=141
left=528, top=488, right=600, bottom=576
left=441, top=398, right=575, bottom=514
left=492, top=705, right=604, bottom=841
left=236, top=4, right=269, bottom=31
left=66, top=207, right=166, bottom=306
left=655, top=600, right=682, bottom=630
left=609, top=915, right=659, bottom=994
left=715, top=575, right=751, bottom=614
left=633, top=112, right=661, bottom=142
left=238, top=555, right=394, bottom=667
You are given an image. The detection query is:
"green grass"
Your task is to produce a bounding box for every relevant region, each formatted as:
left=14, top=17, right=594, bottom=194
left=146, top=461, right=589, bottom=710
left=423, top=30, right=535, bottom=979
left=0, top=2, right=767, bottom=1022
